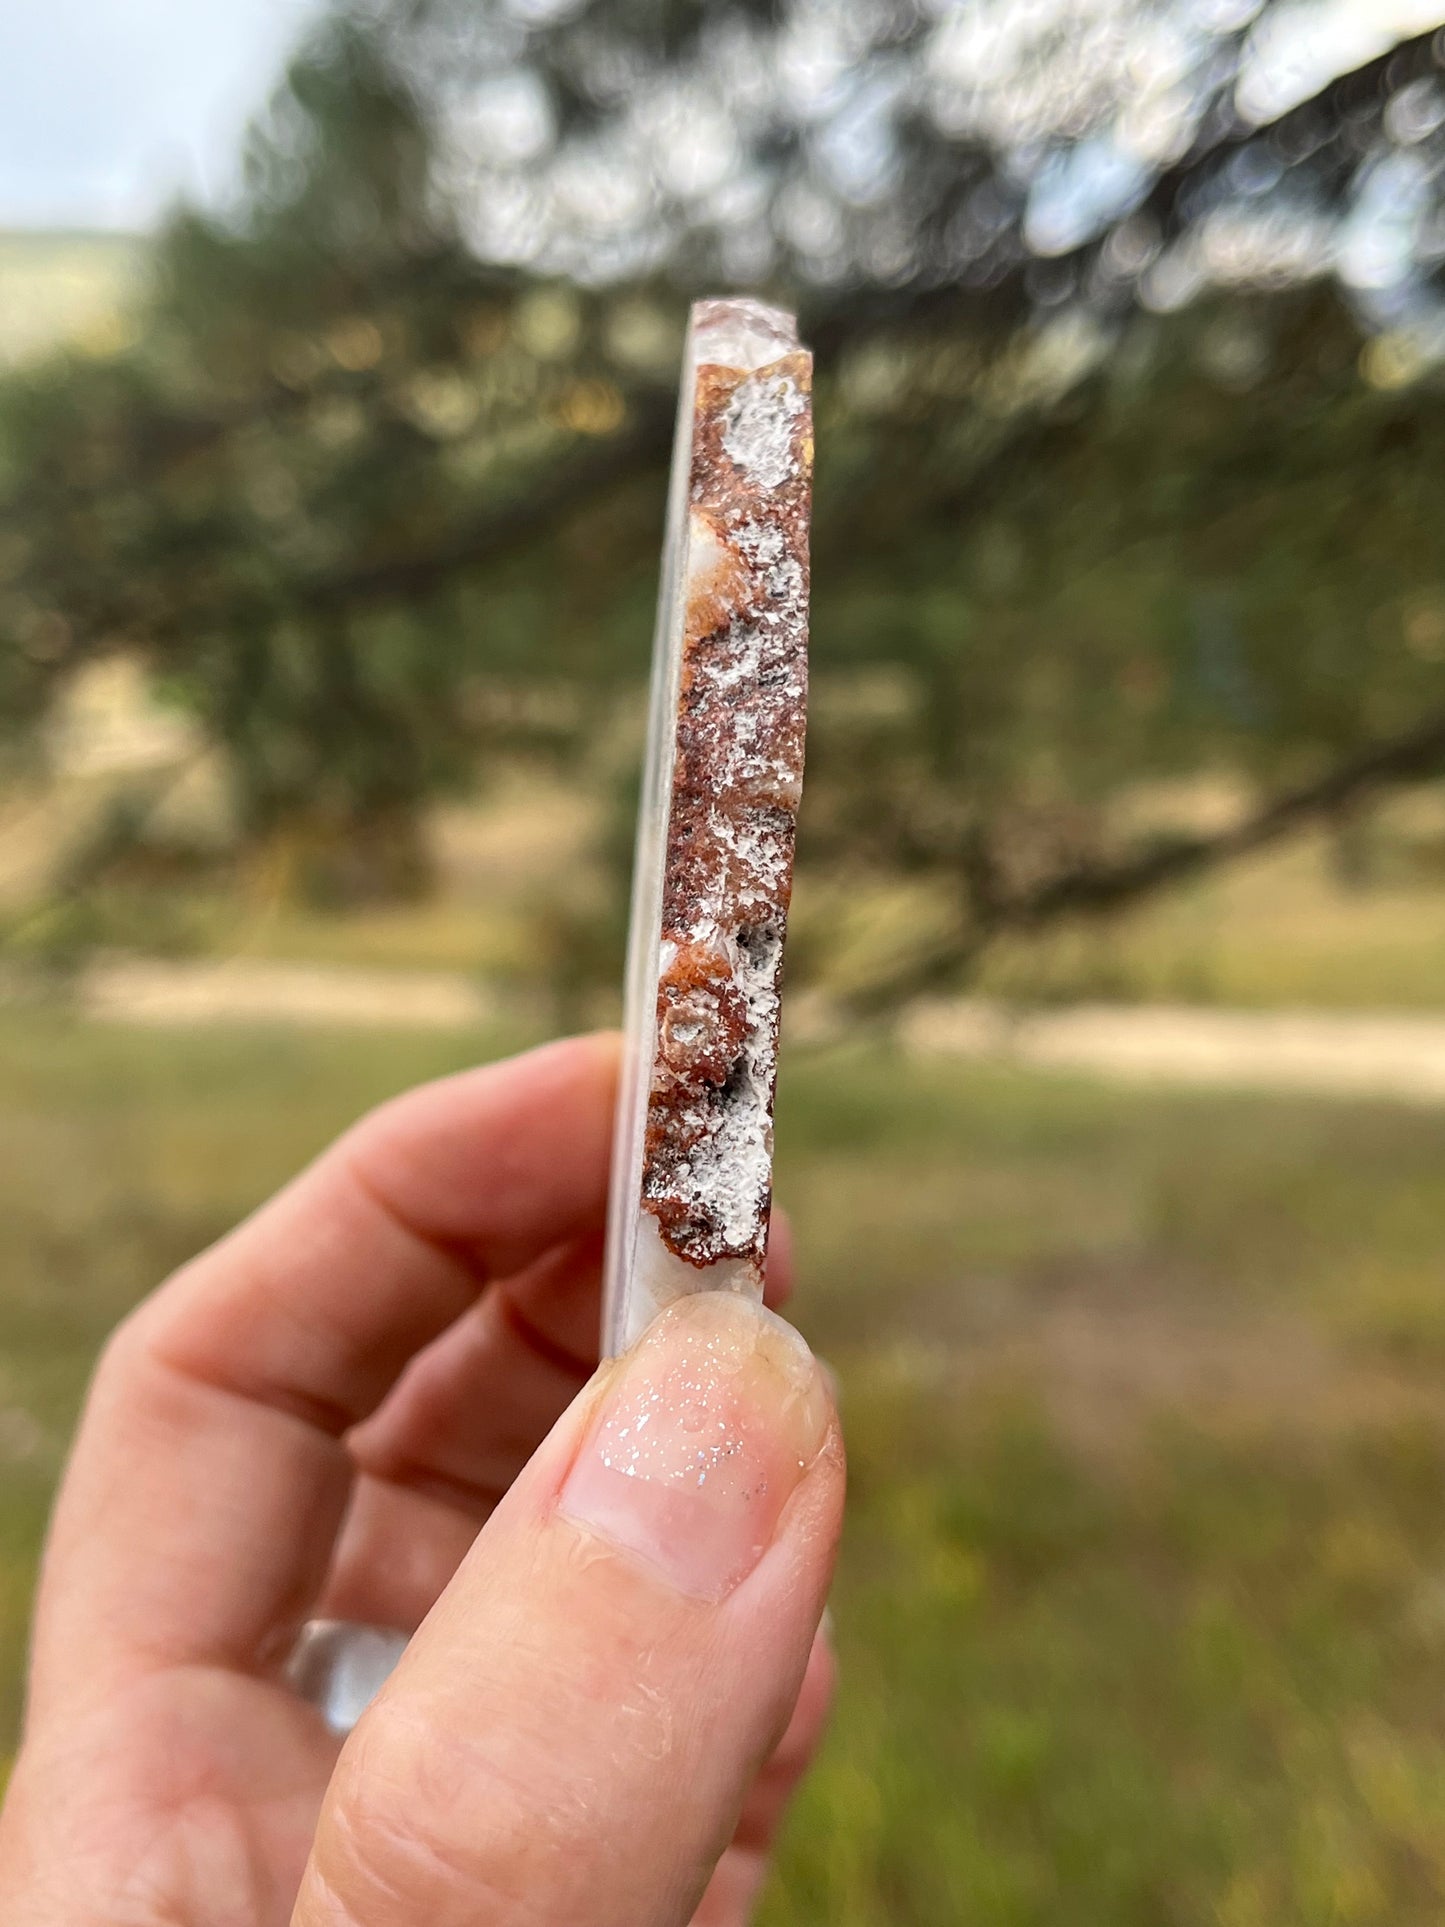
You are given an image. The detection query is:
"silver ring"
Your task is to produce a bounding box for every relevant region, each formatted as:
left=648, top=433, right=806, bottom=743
left=286, top=1619, right=409, bottom=1735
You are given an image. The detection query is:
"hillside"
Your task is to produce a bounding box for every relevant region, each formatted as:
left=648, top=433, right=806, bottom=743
left=0, top=229, right=147, bottom=367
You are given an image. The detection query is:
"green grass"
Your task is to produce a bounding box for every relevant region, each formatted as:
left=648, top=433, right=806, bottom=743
left=7, top=1018, right=1445, bottom=1920
left=769, top=1057, right=1445, bottom=1925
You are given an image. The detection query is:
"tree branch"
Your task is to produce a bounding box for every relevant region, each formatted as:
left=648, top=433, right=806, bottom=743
left=1120, top=25, right=1442, bottom=247
left=997, top=710, right=1445, bottom=932
left=848, top=707, right=1445, bottom=1013
left=293, top=394, right=674, bottom=612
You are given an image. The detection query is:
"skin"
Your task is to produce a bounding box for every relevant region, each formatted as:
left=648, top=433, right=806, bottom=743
left=0, top=1033, right=843, bottom=1927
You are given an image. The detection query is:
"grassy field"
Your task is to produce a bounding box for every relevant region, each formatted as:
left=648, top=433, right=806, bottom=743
left=7, top=1017, right=1445, bottom=1921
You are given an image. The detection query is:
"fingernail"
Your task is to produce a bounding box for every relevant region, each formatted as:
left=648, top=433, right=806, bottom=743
left=558, top=1291, right=832, bottom=1601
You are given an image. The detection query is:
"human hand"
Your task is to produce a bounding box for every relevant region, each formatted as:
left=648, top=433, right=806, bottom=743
left=0, top=1035, right=843, bottom=1926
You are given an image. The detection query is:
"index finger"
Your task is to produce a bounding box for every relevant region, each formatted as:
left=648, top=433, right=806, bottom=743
left=29, top=1034, right=619, bottom=1722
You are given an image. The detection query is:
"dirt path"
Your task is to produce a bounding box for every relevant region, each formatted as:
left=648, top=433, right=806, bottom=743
left=902, top=999, right=1445, bottom=1104
left=51, top=956, right=1445, bottom=1105
left=78, top=956, right=495, bottom=1031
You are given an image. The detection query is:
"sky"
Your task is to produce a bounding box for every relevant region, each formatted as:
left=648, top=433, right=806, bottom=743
left=0, top=0, right=322, bottom=230
left=1238, top=0, right=1445, bottom=120
left=0, top=0, right=1441, bottom=234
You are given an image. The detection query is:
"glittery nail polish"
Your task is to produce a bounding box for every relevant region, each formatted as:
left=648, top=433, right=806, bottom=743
left=558, top=1291, right=831, bottom=1600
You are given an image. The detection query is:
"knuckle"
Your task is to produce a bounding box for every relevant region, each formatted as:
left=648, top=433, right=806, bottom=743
left=89, top=1301, right=155, bottom=1401
left=314, top=1720, right=554, bottom=1927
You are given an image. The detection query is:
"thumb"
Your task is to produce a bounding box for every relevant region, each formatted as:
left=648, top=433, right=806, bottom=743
left=292, top=1291, right=844, bottom=1927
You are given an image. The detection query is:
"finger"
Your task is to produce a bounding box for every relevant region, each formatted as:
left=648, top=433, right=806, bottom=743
left=692, top=1626, right=836, bottom=1927
left=293, top=1292, right=844, bottom=1927
left=29, top=1035, right=619, bottom=1721
left=316, top=1240, right=599, bottom=1632
left=323, top=1214, right=797, bottom=1631
left=319, top=1479, right=482, bottom=1634
left=345, top=1209, right=794, bottom=1513
left=352, top=1236, right=602, bottom=1507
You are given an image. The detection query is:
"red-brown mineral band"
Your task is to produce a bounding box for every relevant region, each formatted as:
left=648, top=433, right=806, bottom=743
left=603, top=299, right=812, bottom=1353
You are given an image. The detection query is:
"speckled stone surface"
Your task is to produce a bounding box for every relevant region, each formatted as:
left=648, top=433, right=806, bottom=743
left=603, top=299, right=813, bottom=1354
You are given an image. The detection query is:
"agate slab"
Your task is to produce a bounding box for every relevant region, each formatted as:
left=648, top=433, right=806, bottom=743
left=602, top=299, right=813, bottom=1355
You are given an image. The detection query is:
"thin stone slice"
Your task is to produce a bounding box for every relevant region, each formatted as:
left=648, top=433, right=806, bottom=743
left=602, top=298, right=812, bottom=1355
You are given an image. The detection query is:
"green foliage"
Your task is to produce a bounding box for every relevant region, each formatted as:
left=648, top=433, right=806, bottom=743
left=4, top=1, right=1445, bottom=983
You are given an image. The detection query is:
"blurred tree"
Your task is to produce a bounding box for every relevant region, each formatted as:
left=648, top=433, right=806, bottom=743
left=2, top=0, right=1444, bottom=988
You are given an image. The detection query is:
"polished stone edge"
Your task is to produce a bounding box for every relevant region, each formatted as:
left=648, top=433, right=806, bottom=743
left=603, top=298, right=812, bottom=1354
